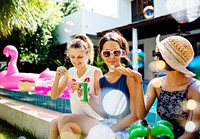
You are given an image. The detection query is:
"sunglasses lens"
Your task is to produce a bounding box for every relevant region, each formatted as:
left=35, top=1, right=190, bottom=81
left=102, top=51, right=110, bottom=57
left=113, top=50, right=121, bottom=57
left=152, top=50, right=155, bottom=57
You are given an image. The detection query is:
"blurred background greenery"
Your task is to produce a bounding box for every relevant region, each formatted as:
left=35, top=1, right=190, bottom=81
left=0, top=0, right=79, bottom=73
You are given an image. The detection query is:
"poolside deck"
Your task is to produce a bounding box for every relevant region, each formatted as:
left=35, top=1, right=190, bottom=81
left=0, top=96, right=160, bottom=139
left=0, top=81, right=160, bottom=138
left=0, top=96, right=62, bottom=139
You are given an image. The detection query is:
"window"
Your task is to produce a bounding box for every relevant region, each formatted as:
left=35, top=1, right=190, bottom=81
left=131, top=0, right=154, bottom=22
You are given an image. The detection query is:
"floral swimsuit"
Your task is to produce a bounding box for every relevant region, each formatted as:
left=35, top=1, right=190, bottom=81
left=157, top=80, right=199, bottom=139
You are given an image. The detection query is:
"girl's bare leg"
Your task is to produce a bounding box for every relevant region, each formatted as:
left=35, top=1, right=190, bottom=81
left=58, top=114, right=100, bottom=139
left=60, top=122, right=81, bottom=139
left=49, top=117, right=59, bottom=139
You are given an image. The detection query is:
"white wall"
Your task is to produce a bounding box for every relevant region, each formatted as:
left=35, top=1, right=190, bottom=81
left=154, top=0, right=200, bottom=18
left=118, top=0, right=132, bottom=24
left=56, top=0, right=132, bottom=44
left=138, top=37, right=155, bottom=80
left=154, top=0, right=169, bottom=17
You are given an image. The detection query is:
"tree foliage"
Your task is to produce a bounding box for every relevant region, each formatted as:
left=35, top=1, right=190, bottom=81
left=0, top=0, right=63, bottom=37
left=61, top=0, right=80, bottom=16
left=0, top=0, right=79, bottom=73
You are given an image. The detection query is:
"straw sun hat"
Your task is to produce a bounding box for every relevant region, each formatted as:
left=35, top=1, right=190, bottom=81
left=156, top=34, right=196, bottom=77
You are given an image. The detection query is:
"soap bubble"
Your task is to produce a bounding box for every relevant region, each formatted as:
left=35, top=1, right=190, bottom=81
left=101, top=88, right=127, bottom=116
left=109, top=65, right=115, bottom=72
left=187, top=99, right=197, bottom=110
left=165, top=0, right=200, bottom=23
left=185, top=121, right=196, bottom=133
left=64, top=21, right=74, bottom=33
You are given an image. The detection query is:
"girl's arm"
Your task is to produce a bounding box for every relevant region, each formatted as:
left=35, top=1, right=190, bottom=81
left=88, top=68, right=105, bottom=117
left=179, top=82, right=200, bottom=139
left=111, top=76, right=139, bottom=132
left=116, top=67, right=158, bottom=120
left=116, top=67, right=146, bottom=119
left=142, top=78, right=159, bottom=116
left=50, top=66, right=69, bottom=100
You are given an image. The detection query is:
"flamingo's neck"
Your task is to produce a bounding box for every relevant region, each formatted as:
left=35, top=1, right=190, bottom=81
left=6, top=52, right=19, bottom=75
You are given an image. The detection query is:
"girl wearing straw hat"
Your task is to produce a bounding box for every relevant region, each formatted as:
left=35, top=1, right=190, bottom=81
left=135, top=35, right=200, bottom=139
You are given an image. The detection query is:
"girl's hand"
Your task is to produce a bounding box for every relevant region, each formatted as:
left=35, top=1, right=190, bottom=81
left=70, top=82, right=82, bottom=98
left=70, top=81, right=91, bottom=98
left=56, top=66, right=67, bottom=77
left=89, top=93, right=99, bottom=104
left=70, top=82, right=81, bottom=91
left=116, top=67, right=142, bottom=78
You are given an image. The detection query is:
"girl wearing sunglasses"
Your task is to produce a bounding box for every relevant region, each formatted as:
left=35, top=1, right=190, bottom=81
left=49, top=31, right=143, bottom=139
left=96, top=31, right=143, bottom=138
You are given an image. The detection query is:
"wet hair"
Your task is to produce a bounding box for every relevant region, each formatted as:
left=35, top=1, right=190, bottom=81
left=98, top=30, right=130, bottom=61
left=66, top=34, right=94, bottom=64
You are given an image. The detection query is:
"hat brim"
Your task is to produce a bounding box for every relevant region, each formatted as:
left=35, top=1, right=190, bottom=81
left=156, top=36, right=196, bottom=77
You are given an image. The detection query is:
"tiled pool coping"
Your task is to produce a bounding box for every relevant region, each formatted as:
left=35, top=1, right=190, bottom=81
left=0, top=88, right=71, bottom=113
left=0, top=96, right=63, bottom=139
left=0, top=81, right=160, bottom=125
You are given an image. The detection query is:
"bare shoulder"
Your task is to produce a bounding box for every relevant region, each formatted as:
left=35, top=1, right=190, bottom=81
left=148, top=77, right=163, bottom=87
left=147, top=77, right=164, bottom=97
left=189, top=79, right=200, bottom=92
left=90, top=65, right=102, bottom=73
left=93, top=67, right=103, bottom=80
left=94, top=67, right=102, bottom=73
left=188, top=79, right=200, bottom=100
left=94, top=68, right=103, bottom=76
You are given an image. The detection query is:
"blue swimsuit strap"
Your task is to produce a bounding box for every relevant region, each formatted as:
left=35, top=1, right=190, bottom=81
left=186, top=79, right=197, bottom=90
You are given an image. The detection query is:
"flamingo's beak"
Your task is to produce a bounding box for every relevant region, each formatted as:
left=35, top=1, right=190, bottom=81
left=3, top=48, right=9, bottom=57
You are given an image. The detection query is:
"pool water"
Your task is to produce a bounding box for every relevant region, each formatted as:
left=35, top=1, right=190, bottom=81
left=0, top=88, right=71, bottom=113
left=146, top=101, right=161, bottom=126
left=143, top=80, right=161, bottom=125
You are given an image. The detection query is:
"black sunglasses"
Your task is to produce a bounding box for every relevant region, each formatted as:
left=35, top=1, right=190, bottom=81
left=152, top=50, right=161, bottom=57
left=152, top=50, right=164, bottom=61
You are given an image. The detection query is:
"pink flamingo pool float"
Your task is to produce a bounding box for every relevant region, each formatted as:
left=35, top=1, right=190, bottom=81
left=0, top=45, right=70, bottom=99
left=0, top=45, right=40, bottom=89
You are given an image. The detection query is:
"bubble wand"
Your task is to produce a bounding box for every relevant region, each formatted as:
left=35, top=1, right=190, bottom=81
left=65, top=72, right=74, bottom=93
left=65, top=72, right=71, bottom=79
